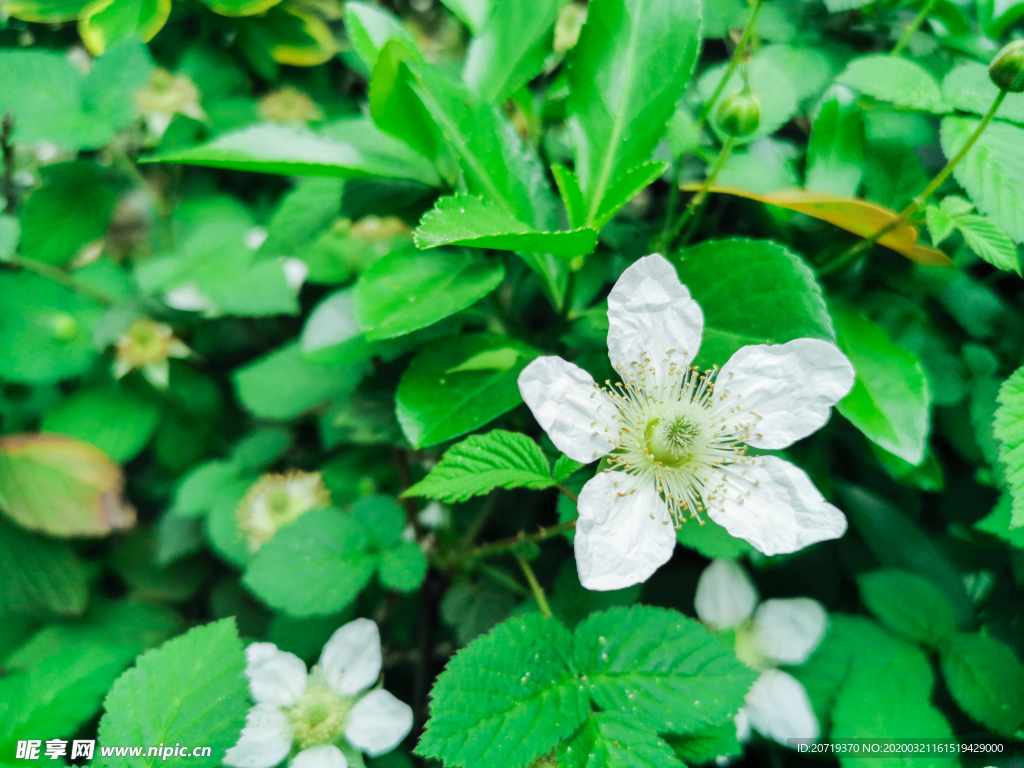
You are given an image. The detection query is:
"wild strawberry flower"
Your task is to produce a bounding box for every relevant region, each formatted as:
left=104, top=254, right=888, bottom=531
left=695, top=559, right=826, bottom=746
left=518, top=254, right=854, bottom=590
left=237, top=470, right=331, bottom=553
left=224, top=619, right=413, bottom=768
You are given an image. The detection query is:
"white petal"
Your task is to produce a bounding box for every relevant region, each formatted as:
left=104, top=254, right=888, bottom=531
left=345, top=688, right=414, bottom=757
left=694, top=559, right=758, bottom=630
left=751, top=598, right=828, bottom=666
left=734, top=707, right=752, bottom=743
left=713, top=339, right=854, bottom=449
left=606, top=254, right=703, bottom=388
left=517, top=356, right=618, bottom=464
left=744, top=670, right=820, bottom=745
left=245, top=643, right=308, bottom=707
left=319, top=618, right=382, bottom=697
left=223, top=704, right=293, bottom=768
left=707, top=456, right=847, bottom=556
left=574, top=472, right=677, bottom=591
left=290, top=746, right=347, bottom=768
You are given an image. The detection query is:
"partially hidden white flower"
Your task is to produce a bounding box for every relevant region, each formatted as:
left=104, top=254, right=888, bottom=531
left=224, top=619, right=413, bottom=768
left=517, top=253, right=855, bottom=590
left=695, top=559, right=825, bottom=747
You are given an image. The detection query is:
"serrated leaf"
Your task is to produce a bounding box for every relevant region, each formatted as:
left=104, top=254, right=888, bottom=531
left=0, top=434, right=135, bottom=537
left=567, top=0, right=701, bottom=226
left=925, top=204, right=955, bottom=245
left=941, top=61, right=1024, bottom=125
left=343, top=1, right=419, bottom=71
left=244, top=508, right=377, bottom=616
left=994, top=365, right=1024, bottom=529
left=836, top=54, right=949, bottom=113
left=97, top=619, right=249, bottom=768
left=414, top=195, right=598, bottom=257
left=463, top=0, right=564, bottom=104
left=952, top=213, right=1021, bottom=274
left=939, top=631, right=1024, bottom=737
left=353, top=247, right=504, bottom=340
left=396, top=333, right=540, bottom=448
left=664, top=722, right=741, bottom=766
left=591, top=162, right=669, bottom=229
left=942, top=116, right=1024, bottom=243
left=0, top=643, right=140, bottom=752
left=405, top=430, right=555, bottom=502
left=574, top=606, right=757, bottom=734
left=145, top=120, right=441, bottom=187
left=856, top=569, right=957, bottom=647
left=416, top=613, right=589, bottom=768
left=0, top=517, right=88, bottom=617
left=677, top=238, right=834, bottom=367
left=42, top=385, right=161, bottom=463
left=974, top=494, right=1024, bottom=548
left=552, top=454, right=583, bottom=483
left=559, top=712, right=684, bottom=768
left=833, top=305, right=930, bottom=465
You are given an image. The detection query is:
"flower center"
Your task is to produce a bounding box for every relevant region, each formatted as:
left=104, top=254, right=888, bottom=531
left=285, top=678, right=353, bottom=750
left=647, top=408, right=704, bottom=466
left=734, top=626, right=767, bottom=670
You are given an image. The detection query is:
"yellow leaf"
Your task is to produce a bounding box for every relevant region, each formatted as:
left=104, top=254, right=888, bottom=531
left=683, top=185, right=953, bottom=267
left=0, top=434, right=135, bottom=537
left=77, top=0, right=170, bottom=55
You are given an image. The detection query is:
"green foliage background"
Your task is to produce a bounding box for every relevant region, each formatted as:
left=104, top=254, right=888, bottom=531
left=0, top=0, right=1023, bottom=765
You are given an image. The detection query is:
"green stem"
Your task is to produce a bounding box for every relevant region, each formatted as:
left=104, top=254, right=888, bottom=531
left=515, top=553, right=552, bottom=618
left=8, top=256, right=116, bottom=305
left=819, top=89, right=1007, bottom=277
left=665, top=137, right=737, bottom=249
left=693, top=0, right=763, bottom=135
left=655, top=161, right=685, bottom=252
left=891, top=0, right=938, bottom=57
left=479, top=563, right=531, bottom=596
left=472, top=518, right=577, bottom=560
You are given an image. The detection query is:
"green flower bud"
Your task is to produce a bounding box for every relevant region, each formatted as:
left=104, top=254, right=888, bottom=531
left=989, top=40, right=1024, bottom=93
left=716, top=90, right=761, bottom=138
left=50, top=313, right=79, bottom=341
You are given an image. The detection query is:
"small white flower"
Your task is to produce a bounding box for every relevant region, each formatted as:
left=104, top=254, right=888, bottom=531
left=225, top=619, right=413, bottom=768
left=517, top=253, right=854, bottom=590
left=695, top=559, right=826, bottom=747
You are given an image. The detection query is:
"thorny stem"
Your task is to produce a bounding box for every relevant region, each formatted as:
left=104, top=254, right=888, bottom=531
left=471, top=518, right=577, bottom=560
left=666, top=136, right=737, bottom=249
left=891, top=0, right=939, bottom=57
left=819, top=88, right=1007, bottom=277
left=515, top=553, right=553, bottom=618
left=693, top=0, right=763, bottom=136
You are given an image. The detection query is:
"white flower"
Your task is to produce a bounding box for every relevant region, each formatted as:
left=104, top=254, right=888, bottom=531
left=224, top=619, right=413, bottom=768
left=517, top=253, right=854, bottom=590
left=695, top=559, right=826, bottom=747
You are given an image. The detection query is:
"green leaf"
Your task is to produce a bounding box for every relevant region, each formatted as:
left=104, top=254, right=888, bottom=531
left=559, top=712, right=684, bottom=768
left=664, top=722, right=741, bottom=766
left=675, top=515, right=753, bottom=559
left=260, top=177, right=343, bottom=258
left=413, top=195, right=599, bottom=258
left=950, top=211, right=1020, bottom=274
left=591, top=161, right=670, bottom=229
left=146, top=120, right=441, bottom=187
left=18, top=162, right=118, bottom=266
left=806, top=85, right=865, bottom=198
left=567, top=0, right=701, bottom=226
left=416, top=613, right=589, bottom=768
left=244, top=508, right=377, bottom=615
left=233, top=341, right=365, bottom=420
left=941, top=61, right=1024, bottom=126
left=836, top=54, right=949, bottom=113
left=697, top=52, right=798, bottom=146
left=440, top=579, right=520, bottom=645
left=81, top=40, right=155, bottom=129
left=353, top=247, right=505, bottom=340
left=369, top=40, right=445, bottom=161
left=833, top=305, right=930, bottom=465
left=831, top=625, right=955, bottom=767
left=941, top=116, right=1024, bottom=243
left=0, top=517, right=87, bottom=617
left=195, top=0, right=279, bottom=18
left=97, top=619, right=249, bottom=768
left=552, top=163, right=587, bottom=229
left=404, top=429, right=556, bottom=502
left=170, top=460, right=248, bottom=519
left=0, top=643, right=140, bottom=752
left=939, top=631, right=1024, bottom=737
left=0, top=434, right=133, bottom=537
left=974, top=494, right=1024, bottom=548
left=463, top=0, right=564, bottom=104
left=378, top=540, right=427, bottom=592
left=925, top=204, right=956, bottom=245
left=574, top=606, right=757, bottom=734
left=236, top=5, right=337, bottom=67
left=301, top=289, right=377, bottom=365
left=856, top=569, right=957, bottom=647
left=676, top=239, right=834, bottom=367
left=343, top=1, right=419, bottom=71
left=552, top=454, right=583, bottom=483
left=396, top=333, right=540, bottom=448
left=5, top=0, right=91, bottom=22
left=0, top=215, right=19, bottom=261
left=546, top=561, right=640, bottom=629
left=994, top=364, right=1024, bottom=529
left=439, top=0, right=492, bottom=34
left=42, top=385, right=161, bottom=463
left=77, top=0, right=170, bottom=57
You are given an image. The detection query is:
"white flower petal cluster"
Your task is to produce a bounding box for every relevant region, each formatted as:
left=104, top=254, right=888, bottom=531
left=518, top=254, right=855, bottom=590
left=225, top=619, right=413, bottom=768
left=695, top=559, right=826, bottom=747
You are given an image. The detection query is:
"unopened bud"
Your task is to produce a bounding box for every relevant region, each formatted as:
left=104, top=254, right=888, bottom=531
left=989, top=40, right=1024, bottom=93
left=716, top=90, right=761, bottom=138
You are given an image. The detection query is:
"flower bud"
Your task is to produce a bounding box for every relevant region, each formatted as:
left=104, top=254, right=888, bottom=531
left=50, top=313, right=79, bottom=341
left=989, top=40, right=1024, bottom=93
left=716, top=90, right=761, bottom=138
